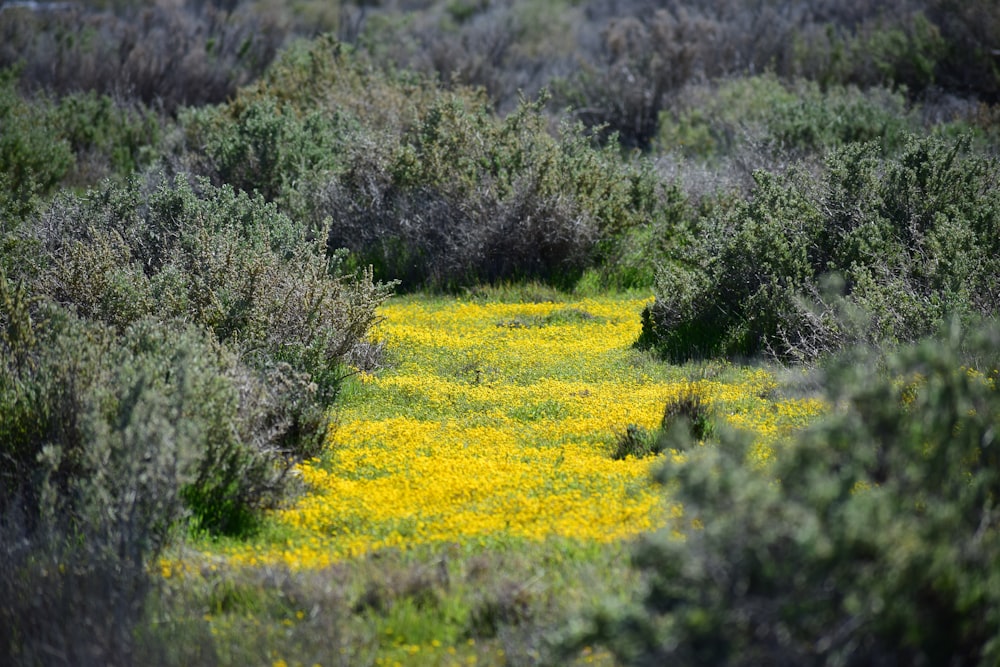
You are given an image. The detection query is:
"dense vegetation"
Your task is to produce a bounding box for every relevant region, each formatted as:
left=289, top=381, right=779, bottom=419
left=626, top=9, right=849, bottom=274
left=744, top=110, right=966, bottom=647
left=575, top=321, right=1000, bottom=666
left=1, top=0, right=998, bottom=664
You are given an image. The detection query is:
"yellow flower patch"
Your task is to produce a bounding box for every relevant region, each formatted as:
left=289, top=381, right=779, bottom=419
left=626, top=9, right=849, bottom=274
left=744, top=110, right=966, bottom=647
left=216, top=296, right=825, bottom=569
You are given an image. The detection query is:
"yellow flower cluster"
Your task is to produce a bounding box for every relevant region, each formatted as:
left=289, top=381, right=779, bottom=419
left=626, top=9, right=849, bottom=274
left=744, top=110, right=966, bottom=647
left=216, top=296, right=825, bottom=569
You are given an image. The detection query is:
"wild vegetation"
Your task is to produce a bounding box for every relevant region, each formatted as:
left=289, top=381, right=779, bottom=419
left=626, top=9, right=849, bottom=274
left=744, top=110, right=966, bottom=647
left=573, top=321, right=1000, bottom=666
left=1, top=0, right=998, bottom=665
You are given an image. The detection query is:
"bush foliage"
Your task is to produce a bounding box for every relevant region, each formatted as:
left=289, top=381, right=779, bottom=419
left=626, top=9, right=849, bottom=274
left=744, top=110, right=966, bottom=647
left=1, top=65, right=161, bottom=223
left=3, top=168, right=393, bottom=533
left=0, top=1, right=285, bottom=113
left=557, top=0, right=998, bottom=145
left=0, top=299, right=216, bottom=663
left=43, top=174, right=388, bottom=400
left=178, top=38, right=675, bottom=289
left=640, top=134, right=1000, bottom=362
left=656, top=75, right=916, bottom=159
left=576, top=320, right=1000, bottom=666
left=0, top=169, right=392, bottom=661
left=0, top=68, right=74, bottom=222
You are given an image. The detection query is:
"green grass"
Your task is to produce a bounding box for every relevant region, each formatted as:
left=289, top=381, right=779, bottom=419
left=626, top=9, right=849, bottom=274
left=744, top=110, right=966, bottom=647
left=154, top=537, right=632, bottom=666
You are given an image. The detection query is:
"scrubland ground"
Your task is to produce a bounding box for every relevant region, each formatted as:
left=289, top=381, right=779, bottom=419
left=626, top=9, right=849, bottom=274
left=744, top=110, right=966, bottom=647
left=2, top=1, right=999, bottom=665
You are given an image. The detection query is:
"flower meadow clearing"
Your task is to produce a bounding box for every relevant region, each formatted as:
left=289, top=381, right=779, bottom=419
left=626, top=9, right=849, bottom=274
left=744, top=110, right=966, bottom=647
left=206, top=295, right=826, bottom=570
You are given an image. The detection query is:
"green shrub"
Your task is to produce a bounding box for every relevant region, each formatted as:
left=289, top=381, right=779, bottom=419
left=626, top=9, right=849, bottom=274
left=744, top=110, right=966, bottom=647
left=656, top=75, right=915, bottom=159
left=655, top=75, right=800, bottom=159
left=573, top=319, right=1000, bottom=666
left=926, top=0, right=1000, bottom=103
left=766, top=83, right=912, bottom=154
left=592, top=176, right=695, bottom=291
left=611, top=424, right=663, bottom=461
left=179, top=39, right=639, bottom=289
left=179, top=95, right=353, bottom=203
left=0, top=163, right=394, bottom=664
left=310, top=91, right=664, bottom=289
left=0, top=279, right=337, bottom=662
left=559, top=2, right=950, bottom=151
left=612, top=384, right=715, bottom=460
left=1, top=65, right=161, bottom=225
left=0, top=68, right=73, bottom=223
left=555, top=13, right=687, bottom=150
left=641, top=134, right=1000, bottom=361
left=241, top=35, right=446, bottom=136
left=0, top=282, right=303, bottom=538
left=792, top=10, right=946, bottom=93
left=51, top=89, right=161, bottom=185
left=0, top=306, right=178, bottom=664
left=561, top=0, right=999, bottom=152
left=640, top=168, right=822, bottom=361
left=30, top=172, right=392, bottom=417
left=661, top=385, right=715, bottom=443
left=394, top=1, right=533, bottom=112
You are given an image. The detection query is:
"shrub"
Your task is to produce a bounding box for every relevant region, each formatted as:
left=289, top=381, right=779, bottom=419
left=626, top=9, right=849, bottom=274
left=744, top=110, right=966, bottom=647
left=660, top=384, right=715, bottom=442
left=309, top=91, right=663, bottom=289
left=926, top=0, right=1000, bottom=103
left=655, top=74, right=800, bottom=159
left=612, top=383, right=715, bottom=460
left=656, top=75, right=916, bottom=160
left=639, top=167, right=823, bottom=361
left=0, top=306, right=189, bottom=663
left=611, top=424, right=663, bottom=461
left=640, top=134, right=1000, bottom=361
left=29, top=172, right=392, bottom=418
left=179, top=37, right=618, bottom=288
left=389, top=1, right=537, bottom=113
left=573, top=319, right=1000, bottom=666
left=555, top=11, right=698, bottom=150
left=0, top=168, right=392, bottom=535
left=0, top=151, right=395, bottom=661
left=0, top=67, right=73, bottom=223
left=561, top=1, right=932, bottom=149
left=0, top=1, right=286, bottom=113
left=237, top=35, right=447, bottom=136
left=0, top=282, right=301, bottom=538
left=592, top=175, right=695, bottom=290
left=563, top=0, right=999, bottom=154
left=0, top=274, right=343, bottom=662
left=764, top=82, right=912, bottom=155
left=178, top=95, right=353, bottom=203
left=1, top=65, right=161, bottom=224
left=50, top=89, right=162, bottom=185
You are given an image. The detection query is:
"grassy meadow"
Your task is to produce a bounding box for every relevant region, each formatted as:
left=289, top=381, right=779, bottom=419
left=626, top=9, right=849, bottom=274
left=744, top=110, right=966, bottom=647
left=153, top=293, right=824, bottom=666
left=2, top=1, right=1000, bottom=665
left=205, top=294, right=823, bottom=564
